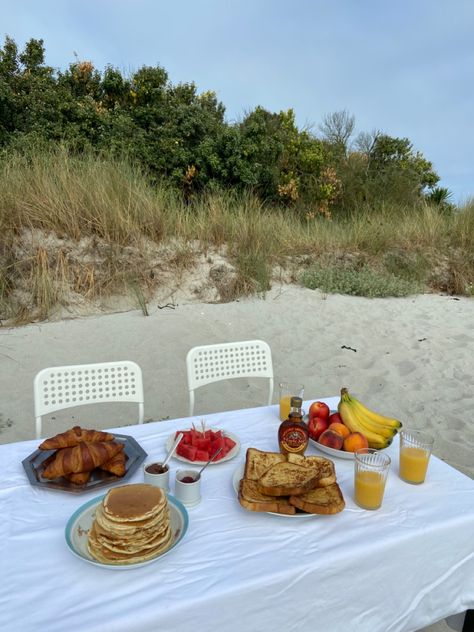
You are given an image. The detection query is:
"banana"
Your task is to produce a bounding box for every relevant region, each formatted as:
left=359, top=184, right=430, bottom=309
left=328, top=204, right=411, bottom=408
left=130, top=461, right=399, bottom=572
left=338, top=397, right=390, bottom=449
left=349, top=403, right=397, bottom=439
left=348, top=394, right=402, bottom=430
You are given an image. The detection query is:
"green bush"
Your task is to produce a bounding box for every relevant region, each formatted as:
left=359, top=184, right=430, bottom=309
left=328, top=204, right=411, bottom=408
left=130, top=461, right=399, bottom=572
left=300, top=264, right=422, bottom=298
left=0, top=36, right=444, bottom=214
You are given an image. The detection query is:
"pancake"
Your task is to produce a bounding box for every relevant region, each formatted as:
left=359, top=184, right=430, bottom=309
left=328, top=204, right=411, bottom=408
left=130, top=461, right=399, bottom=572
left=87, top=484, right=173, bottom=565
left=104, top=484, right=166, bottom=521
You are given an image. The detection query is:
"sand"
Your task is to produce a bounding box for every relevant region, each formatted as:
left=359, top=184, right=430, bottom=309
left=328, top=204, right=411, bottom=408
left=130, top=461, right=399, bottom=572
left=1, top=284, right=472, bottom=631
left=1, top=285, right=473, bottom=482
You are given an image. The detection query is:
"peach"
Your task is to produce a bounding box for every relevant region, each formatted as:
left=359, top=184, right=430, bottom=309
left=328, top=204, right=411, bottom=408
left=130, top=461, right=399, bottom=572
left=318, top=429, right=344, bottom=450
left=343, top=432, right=369, bottom=452
left=328, top=422, right=350, bottom=439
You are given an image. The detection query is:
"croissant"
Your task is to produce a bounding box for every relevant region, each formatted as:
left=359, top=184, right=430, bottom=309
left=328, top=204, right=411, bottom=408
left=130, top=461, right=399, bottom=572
left=99, top=451, right=128, bottom=477
left=42, top=441, right=124, bottom=479
left=66, top=471, right=92, bottom=485
left=39, top=426, right=115, bottom=450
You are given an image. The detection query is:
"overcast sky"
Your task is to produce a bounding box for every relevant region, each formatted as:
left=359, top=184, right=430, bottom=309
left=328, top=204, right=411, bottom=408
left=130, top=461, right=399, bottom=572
left=2, top=0, right=473, bottom=203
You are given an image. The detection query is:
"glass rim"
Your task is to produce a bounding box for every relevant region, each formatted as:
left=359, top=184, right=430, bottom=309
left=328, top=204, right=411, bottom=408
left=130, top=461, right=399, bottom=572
left=354, top=447, right=391, bottom=468
left=400, top=429, right=434, bottom=446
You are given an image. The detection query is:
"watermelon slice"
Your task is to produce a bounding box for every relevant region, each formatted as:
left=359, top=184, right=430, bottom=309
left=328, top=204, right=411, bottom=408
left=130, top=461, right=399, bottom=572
left=224, top=436, right=236, bottom=450
left=173, top=427, right=237, bottom=461
left=196, top=437, right=212, bottom=452
left=177, top=444, right=198, bottom=461
left=195, top=449, right=209, bottom=461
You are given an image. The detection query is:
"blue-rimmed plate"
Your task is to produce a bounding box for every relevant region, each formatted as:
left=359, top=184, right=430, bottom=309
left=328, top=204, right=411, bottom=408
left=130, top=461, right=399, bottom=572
left=65, top=493, right=188, bottom=569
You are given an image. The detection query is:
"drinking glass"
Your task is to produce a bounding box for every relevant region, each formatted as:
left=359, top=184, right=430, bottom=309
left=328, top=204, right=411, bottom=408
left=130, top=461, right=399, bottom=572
left=399, top=429, right=434, bottom=484
left=278, top=381, right=304, bottom=421
left=354, top=448, right=391, bottom=510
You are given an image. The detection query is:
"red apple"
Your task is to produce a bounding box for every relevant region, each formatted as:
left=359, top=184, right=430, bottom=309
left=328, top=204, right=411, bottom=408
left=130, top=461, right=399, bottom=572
left=308, top=417, right=329, bottom=440
left=308, top=401, right=330, bottom=421
left=328, top=412, right=343, bottom=425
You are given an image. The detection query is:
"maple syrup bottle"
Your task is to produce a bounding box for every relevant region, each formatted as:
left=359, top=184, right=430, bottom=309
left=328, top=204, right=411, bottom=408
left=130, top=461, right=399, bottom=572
left=278, top=396, right=309, bottom=456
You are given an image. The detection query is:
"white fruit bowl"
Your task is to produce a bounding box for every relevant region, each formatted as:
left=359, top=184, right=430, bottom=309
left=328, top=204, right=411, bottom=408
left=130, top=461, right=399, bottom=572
left=308, top=436, right=388, bottom=460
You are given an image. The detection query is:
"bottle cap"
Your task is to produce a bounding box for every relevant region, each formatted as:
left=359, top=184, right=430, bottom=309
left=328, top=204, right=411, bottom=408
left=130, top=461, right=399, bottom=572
left=290, top=396, right=303, bottom=408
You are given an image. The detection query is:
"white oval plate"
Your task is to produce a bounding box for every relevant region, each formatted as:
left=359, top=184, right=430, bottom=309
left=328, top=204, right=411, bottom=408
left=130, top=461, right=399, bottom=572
left=308, top=437, right=356, bottom=460
left=308, top=437, right=388, bottom=460
left=166, top=428, right=240, bottom=465
left=232, top=463, right=317, bottom=518
left=65, top=493, right=188, bottom=569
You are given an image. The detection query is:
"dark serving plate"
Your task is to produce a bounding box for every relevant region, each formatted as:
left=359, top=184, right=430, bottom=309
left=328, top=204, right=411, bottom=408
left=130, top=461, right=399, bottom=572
left=22, top=433, right=147, bottom=494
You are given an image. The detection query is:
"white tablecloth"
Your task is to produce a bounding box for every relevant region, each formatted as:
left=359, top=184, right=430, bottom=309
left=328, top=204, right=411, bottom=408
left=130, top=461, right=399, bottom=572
left=1, top=397, right=473, bottom=632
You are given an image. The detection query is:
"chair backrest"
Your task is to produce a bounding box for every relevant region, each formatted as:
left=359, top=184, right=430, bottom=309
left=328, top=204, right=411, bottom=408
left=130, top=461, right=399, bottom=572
left=186, top=340, right=274, bottom=416
left=34, top=360, right=144, bottom=439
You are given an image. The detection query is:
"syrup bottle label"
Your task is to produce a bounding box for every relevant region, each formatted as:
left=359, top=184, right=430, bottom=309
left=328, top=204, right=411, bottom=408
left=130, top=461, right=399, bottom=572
left=280, top=426, right=308, bottom=453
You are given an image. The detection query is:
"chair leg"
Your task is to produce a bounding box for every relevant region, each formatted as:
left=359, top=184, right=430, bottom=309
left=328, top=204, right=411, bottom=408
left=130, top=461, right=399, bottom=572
left=462, top=610, right=473, bottom=632
left=35, top=416, right=42, bottom=440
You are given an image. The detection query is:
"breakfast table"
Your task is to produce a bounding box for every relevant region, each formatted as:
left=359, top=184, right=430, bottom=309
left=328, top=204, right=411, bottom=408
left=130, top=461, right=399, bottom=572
left=1, top=396, right=474, bottom=632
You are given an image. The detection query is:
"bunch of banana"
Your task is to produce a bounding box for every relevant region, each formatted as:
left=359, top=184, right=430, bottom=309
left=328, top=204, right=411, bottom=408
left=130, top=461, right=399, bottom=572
left=338, top=387, right=402, bottom=449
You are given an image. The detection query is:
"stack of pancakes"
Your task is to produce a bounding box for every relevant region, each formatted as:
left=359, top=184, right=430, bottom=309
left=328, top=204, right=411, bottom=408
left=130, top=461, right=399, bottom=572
left=88, top=484, right=172, bottom=564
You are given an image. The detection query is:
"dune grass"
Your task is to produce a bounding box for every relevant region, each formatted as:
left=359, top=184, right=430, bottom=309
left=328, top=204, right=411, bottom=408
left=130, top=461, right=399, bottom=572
left=0, top=147, right=473, bottom=323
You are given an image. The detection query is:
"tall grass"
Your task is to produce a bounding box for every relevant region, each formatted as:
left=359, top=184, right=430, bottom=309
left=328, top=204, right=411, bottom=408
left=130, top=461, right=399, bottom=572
left=0, top=146, right=473, bottom=323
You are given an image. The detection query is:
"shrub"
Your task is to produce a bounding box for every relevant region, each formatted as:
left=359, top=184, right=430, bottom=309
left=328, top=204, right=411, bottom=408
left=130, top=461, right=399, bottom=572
left=301, top=263, right=422, bottom=298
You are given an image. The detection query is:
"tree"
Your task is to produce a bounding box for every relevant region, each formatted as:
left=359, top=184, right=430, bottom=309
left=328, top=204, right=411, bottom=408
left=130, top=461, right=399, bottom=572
left=0, top=35, right=444, bottom=213
left=368, top=134, right=439, bottom=192
left=319, top=110, right=355, bottom=153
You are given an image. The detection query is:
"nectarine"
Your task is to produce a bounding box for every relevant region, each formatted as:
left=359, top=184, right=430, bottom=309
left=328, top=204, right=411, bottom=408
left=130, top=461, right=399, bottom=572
left=329, top=422, right=350, bottom=439
left=343, top=432, right=369, bottom=452
left=308, top=417, right=329, bottom=440
left=328, top=412, right=343, bottom=425
left=309, top=401, right=330, bottom=421
left=318, top=429, right=344, bottom=450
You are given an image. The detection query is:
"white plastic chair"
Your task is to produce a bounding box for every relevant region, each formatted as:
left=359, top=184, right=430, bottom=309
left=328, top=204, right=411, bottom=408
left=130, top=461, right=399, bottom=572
left=34, top=361, right=144, bottom=439
left=186, top=340, right=274, bottom=417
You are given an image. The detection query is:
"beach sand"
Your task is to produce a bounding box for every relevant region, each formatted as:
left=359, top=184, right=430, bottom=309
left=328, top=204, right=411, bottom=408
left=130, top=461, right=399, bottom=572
left=1, top=285, right=472, bottom=631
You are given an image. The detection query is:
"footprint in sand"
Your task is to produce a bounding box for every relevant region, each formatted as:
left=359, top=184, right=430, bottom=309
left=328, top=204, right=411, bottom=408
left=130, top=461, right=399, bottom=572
left=397, top=360, right=417, bottom=376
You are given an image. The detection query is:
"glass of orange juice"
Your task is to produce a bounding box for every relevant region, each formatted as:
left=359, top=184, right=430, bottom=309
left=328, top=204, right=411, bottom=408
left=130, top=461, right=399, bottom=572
left=399, top=430, right=434, bottom=484
left=354, top=448, right=391, bottom=510
left=278, top=382, right=304, bottom=421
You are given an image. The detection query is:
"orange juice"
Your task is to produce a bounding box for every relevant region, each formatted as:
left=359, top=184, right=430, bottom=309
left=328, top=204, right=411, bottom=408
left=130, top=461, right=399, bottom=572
left=279, top=396, right=292, bottom=421
left=400, top=446, right=430, bottom=484
left=354, top=470, right=386, bottom=509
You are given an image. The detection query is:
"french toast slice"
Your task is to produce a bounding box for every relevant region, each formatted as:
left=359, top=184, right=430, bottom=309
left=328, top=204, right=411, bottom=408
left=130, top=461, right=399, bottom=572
left=286, top=453, right=336, bottom=487
left=289, top=483, right=345, bottom=514
left=257, top=462, right=321, bottom=496
left=243, top=447, right=286, bottom=481
left=238, top=479, right=296, bottom=515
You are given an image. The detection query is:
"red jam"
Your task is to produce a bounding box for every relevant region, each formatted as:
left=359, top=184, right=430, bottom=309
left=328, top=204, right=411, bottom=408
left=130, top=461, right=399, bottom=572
left=180, top=476, right=196, bottom=483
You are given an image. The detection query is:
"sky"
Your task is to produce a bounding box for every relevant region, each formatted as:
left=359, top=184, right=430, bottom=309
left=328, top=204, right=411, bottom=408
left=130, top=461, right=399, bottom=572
left=2, top=0, right=473, bottom=203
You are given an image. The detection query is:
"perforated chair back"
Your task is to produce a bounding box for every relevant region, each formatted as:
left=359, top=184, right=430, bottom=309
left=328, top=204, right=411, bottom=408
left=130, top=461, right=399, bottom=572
left=186, top=340, right=274, bottom=416
left=34, top=360, right=144, bottom=439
